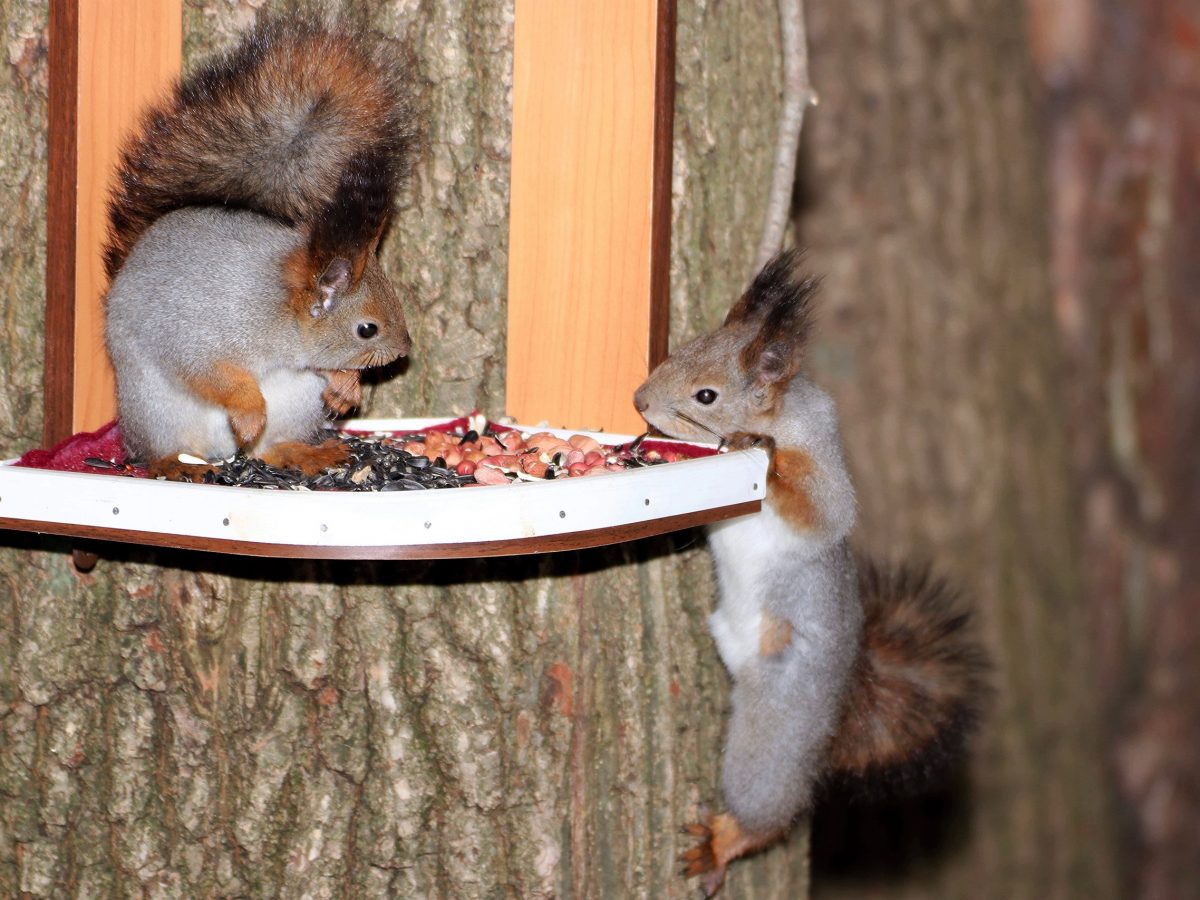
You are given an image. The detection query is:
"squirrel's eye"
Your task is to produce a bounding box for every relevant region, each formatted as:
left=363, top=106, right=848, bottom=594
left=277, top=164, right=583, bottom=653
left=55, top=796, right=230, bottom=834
left=695, top=388, right=718, bottom=405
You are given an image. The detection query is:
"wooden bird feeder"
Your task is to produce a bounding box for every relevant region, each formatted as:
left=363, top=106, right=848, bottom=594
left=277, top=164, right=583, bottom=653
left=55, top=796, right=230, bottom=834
left=0, top=0, right=766, bottom=559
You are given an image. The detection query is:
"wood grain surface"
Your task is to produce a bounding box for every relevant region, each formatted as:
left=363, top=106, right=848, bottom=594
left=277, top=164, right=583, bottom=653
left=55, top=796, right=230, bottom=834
left=45, top=0, right=182, bottom=440
left=506, top=0, right=675, bottom=434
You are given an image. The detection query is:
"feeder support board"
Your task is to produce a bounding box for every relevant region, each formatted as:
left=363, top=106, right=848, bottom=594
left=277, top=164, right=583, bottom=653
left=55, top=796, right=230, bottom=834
left=44, top=2, right=675, bottom=442
left=505, top=0, right=676, bottom=435
left=45, top=0, right=182, bottom=446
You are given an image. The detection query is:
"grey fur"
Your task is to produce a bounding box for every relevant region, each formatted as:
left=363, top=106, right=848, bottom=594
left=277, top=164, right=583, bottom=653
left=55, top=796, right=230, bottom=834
left=105, top=207, right=408, bottom=462
left=635, top=282, right=862, bottom=834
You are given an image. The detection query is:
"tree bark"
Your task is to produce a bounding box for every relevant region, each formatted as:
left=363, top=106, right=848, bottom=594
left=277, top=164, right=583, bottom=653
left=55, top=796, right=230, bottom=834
left=1027, top=0, right=1200, bottom=897
left=0, top=1, right=803, bottom=897
left=798, top=0, right=1121, bottom=898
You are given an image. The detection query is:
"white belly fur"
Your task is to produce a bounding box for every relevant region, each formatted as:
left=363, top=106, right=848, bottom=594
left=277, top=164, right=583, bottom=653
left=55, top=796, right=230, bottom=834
left=706, top=507, right=789, bottom=674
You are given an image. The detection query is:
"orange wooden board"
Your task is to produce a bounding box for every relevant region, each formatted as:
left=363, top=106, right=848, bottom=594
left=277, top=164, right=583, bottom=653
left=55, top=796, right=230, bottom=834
left=506, top=0, right=675, bottom=434
left=74, top=0, right=182, bottom=433
left=46, top=0, right=182, bottom=441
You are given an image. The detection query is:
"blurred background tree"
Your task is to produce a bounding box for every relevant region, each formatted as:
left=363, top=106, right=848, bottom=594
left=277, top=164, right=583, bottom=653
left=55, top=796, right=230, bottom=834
left=0, top=0, right=1195, bottom=898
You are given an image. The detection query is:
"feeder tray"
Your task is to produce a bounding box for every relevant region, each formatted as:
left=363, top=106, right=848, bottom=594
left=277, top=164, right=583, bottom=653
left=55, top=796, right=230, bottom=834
left=22, top=2, right=719, bottom=561
left=0, top=419, right=767, bottom=559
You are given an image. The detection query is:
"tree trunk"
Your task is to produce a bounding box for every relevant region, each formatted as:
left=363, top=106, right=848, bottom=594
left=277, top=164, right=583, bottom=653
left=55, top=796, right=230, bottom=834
left=0, top=1, right=803, bottom=897
left=798, top=0, right=1121, bottom=898
left=1028, top=0, right=1200, bottom=897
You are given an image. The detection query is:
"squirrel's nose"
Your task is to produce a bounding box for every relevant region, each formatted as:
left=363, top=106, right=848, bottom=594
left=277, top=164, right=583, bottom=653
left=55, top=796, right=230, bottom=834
left=633, top=389, right=649, bottom=413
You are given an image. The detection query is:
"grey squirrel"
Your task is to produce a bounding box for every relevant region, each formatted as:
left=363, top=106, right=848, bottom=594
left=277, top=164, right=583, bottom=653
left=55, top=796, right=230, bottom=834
left=103, top=18, right=417, bottom=477
left=634, top=251, right=989, bottom=895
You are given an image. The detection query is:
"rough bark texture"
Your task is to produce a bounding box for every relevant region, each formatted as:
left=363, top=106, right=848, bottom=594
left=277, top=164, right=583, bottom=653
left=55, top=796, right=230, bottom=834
left=798, top=0, right=1121, bottom=898
left=1, top=1, right=806, bottom=897
left=1028, top=0, right=1200, bottom=897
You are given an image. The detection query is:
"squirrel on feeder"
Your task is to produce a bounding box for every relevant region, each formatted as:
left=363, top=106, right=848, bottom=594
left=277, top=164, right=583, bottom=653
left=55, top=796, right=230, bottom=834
left=634, top=251, right=990, bottom=895
left=103, top=18, right=417, bottom=477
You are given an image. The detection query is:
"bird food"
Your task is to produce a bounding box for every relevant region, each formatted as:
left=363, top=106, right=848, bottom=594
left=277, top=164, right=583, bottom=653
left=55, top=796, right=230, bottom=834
left=81, top=418, right=693, bottom=492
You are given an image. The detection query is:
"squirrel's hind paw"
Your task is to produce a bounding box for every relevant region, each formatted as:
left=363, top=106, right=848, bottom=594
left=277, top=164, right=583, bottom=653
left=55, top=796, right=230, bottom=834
left=679, top=810, right=784, bottom=897
left=679, top=810, right=729, bottom=896
left=260, top=439, right=350, bottom=476
left=148, top=456, right=216, bottom=483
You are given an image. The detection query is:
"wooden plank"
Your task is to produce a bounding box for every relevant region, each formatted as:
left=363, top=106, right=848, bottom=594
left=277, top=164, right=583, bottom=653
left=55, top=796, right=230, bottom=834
left=506, top=0, right=676, bottom=435
left=45, top=0, right=182, bottom=441
left=44, top=0, right=79, bottom=446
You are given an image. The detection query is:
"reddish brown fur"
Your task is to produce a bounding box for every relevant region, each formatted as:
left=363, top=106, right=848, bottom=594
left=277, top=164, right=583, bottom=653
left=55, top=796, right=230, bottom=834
left=768, top=448, right=820, bottom=530
left=281, top=244, right=322, bottom=318
left=758, top=614, right=795, bottom=657
left=726, top=433, right=820, bottom=530
left=184, top=362, right=266, bottom=448
left=283, top=246, right=403, bottom=369
left=104, top=19, right=415, bottom=282
left=259, top=439, right=350, bottom=476
left=724, top=250, right=818, bottom=412
left=827, top=561, right=989, bottom=785
left=723, top=286, right=757, bottom=326
left=320, top=369, right=362, bottom=416
left=146, top=457, right=215, bottom=482
left=681, top=811, right=787, bottom=896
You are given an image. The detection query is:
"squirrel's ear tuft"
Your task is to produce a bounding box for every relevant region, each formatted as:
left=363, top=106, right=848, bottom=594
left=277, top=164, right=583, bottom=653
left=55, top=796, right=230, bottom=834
left=724, top=248, right=815, bottom=326
left=317, top=257, right=353, bottom=313
left=734, top=251, right=819, bottom=392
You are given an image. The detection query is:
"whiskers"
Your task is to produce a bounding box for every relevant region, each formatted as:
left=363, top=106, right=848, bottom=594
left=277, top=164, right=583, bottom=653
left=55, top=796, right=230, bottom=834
left=357, top=346, right=396, bottom=369
left=669, top=408, right=727, bottom=443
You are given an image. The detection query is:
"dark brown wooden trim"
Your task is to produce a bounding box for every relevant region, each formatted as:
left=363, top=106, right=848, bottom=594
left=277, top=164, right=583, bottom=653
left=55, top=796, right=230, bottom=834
left=0, top=500, right=759, bottom=560
left=647, top=0, right=676, bottom=371
left=44, top=0, right=79, bottom=447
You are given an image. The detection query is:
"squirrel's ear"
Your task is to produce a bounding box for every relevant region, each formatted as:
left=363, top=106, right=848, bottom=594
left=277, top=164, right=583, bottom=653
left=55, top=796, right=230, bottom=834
left=315, top=257, right=353, bottom=314
left=744, top=338, right=798, bottom=410
left=737, top=267, right=819, bottom=403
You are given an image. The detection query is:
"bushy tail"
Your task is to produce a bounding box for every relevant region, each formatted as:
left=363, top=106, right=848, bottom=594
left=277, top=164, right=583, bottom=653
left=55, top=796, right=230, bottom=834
left=827, top=560, right=990, bottom=794
left=104, top=17, right=417, bottom=280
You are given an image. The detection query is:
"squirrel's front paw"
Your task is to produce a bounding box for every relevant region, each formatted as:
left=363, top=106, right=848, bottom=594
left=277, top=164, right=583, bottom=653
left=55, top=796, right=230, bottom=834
left=321, top=369, right=362, bottom=417
left=724, top=432, right=776, bottom=456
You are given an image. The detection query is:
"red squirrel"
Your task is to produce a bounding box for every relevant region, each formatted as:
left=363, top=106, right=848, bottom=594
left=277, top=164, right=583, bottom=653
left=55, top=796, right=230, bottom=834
left=634, top=251, right=989, bottom=894
left=103, top=18, right=416, bottom=478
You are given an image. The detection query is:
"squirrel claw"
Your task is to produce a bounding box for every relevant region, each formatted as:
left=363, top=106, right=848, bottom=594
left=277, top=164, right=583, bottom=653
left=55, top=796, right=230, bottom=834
left=679, top=834, right=727, bottom=896
left=723, top=432, right=775, bottom=455
left=700, top=870, right=727, bottom=898
left=679, top=812, right=722, bottom=887
left=678, top=809, right=781, bottom=897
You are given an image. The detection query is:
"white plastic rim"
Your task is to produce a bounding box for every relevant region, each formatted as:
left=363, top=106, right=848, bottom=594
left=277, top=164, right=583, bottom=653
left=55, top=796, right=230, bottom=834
left=0, top=418, right=768, bottom=557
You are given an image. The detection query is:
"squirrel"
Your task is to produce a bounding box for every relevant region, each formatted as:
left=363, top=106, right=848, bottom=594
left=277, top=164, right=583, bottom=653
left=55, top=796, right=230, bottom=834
left=633, top=250, right=989, bottom=895
left=102, top=18, right=417, bottom=478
